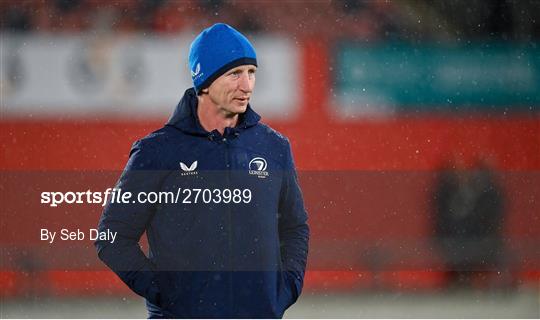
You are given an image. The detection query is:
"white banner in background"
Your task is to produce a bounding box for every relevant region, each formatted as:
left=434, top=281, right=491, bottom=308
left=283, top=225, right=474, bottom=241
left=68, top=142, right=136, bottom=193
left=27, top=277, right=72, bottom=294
left=1, top=33, right=300, bottom=120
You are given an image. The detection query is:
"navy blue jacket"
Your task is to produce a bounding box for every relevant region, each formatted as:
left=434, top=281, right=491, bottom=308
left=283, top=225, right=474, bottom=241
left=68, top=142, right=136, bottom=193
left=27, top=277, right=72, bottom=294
left=95, top=88, right=309, bottom=318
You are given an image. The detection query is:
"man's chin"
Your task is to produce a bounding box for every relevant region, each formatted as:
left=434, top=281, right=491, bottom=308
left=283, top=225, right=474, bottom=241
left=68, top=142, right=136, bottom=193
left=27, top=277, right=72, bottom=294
left=233, top=103, right=248, bottom=113
left=222, top=104, right=247, bottom=117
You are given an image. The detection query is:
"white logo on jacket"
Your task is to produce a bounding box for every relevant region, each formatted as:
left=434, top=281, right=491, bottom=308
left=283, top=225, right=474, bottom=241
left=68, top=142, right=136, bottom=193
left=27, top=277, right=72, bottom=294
left=180, top=161, right=198, bottom=176
left=249, top=157, right=269, bottom=178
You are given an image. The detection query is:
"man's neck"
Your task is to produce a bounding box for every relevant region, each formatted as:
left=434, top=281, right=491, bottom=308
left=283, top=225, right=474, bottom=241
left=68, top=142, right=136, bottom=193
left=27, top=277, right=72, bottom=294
left=197, top=96, right=238, bottom=135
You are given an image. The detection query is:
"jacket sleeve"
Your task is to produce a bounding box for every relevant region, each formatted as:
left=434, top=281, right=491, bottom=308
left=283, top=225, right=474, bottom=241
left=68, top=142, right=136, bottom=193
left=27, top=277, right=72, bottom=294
left=278, top=140, right=310, bottom=297
left=95, top=140, right=165, bottom=305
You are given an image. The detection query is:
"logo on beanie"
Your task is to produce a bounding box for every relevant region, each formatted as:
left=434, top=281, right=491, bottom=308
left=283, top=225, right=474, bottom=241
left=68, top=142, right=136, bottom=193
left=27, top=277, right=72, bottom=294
left=191, top=63, right=203, bottom=80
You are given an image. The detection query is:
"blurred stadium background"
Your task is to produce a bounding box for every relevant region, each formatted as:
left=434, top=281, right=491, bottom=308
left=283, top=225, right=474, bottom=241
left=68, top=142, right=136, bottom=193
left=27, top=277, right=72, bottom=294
left=1, top=0, right=539, bottom=318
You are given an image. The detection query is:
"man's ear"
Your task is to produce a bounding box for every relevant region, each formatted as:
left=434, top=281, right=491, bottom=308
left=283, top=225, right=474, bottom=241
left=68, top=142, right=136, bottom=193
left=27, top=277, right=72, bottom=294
left=201, top=88, right=209, bottom=94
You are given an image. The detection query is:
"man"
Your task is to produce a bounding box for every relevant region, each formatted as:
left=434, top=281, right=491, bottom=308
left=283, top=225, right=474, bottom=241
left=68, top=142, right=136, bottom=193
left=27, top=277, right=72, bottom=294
left=95, top=23, right=309, bottom=318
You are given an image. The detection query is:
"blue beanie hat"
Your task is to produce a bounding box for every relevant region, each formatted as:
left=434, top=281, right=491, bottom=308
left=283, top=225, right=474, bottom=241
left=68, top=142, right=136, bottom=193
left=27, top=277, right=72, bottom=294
left=189, top=23, right=257, bottom=94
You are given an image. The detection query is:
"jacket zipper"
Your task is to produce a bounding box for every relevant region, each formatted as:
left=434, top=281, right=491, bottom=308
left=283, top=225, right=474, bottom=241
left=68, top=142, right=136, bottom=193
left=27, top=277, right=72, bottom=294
left=222, top=136, right=234, bottom=315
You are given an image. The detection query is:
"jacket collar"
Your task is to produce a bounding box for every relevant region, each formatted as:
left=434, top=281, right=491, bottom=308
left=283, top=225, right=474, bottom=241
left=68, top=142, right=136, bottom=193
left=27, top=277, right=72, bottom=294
left=166, top=88, right=261, bottom=136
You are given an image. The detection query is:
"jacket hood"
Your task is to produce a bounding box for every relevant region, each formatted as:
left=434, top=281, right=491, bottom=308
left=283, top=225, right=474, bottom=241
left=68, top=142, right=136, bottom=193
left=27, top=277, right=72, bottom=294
left=166, top=88, right=261, bottom=137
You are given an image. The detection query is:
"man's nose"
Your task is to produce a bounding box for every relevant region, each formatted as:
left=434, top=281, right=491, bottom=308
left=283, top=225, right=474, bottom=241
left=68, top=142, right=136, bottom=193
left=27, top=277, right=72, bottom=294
left=238, top=73, right=253, bottom=92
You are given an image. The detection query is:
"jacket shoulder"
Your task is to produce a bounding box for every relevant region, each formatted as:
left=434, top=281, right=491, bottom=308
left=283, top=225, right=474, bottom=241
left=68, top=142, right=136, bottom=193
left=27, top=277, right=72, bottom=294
left=255, top=123, right=290, bottom=147
left=133, top=126, right=178, bottom=149
left=126, top=127, right=180, bottom=170
left=250, top=123, right=294, bottom=168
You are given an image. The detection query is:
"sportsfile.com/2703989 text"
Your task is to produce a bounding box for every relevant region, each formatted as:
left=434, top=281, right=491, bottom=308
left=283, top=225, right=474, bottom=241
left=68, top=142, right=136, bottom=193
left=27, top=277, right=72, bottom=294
left=40, top=188, right=253, bottom=207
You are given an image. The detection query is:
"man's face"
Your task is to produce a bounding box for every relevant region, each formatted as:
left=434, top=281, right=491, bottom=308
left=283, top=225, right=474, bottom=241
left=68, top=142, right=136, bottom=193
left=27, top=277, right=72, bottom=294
left=206, top=64, right=256, bottom=115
